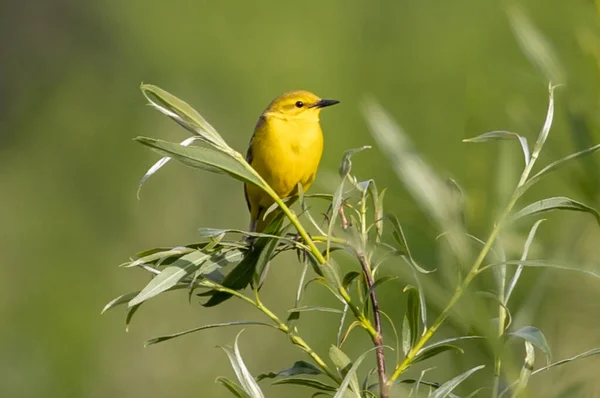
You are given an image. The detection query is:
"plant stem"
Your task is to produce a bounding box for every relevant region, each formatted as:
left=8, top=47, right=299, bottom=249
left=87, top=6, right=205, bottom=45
left=358, top=252, right=389, bottom=398
left=209, top=283, right=341, bottom=383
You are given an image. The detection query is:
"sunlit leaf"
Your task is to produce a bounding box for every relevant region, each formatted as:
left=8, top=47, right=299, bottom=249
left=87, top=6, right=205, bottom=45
left=122, top=247, right=196, bottom=268
left=137, top=136, right=202, bottom=198
left=463, top=130, right=530, bottom=166
left=257, top=360, right=323, bottom=381
left=220, top=331, right=265, bottom=398
left=101, top=291, right=139, bottom=314
left=506, top=219, right=545, bottom=302
left=509, top=197, right=600, bottom=226
left=429, top=365, right=485, bottom=398
left=135, top=136, right=264, bottom=188
left=333, top=347, right=379, bottom=398
left=141, top=84, right=227, bottom=148
left=129, top=251, right=209, bottom=307
left=145, top=321, right=273, bottom=346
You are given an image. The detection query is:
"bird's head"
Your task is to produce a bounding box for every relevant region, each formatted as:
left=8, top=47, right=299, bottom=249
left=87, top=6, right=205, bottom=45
left=263, top=90, right=339, bottom=121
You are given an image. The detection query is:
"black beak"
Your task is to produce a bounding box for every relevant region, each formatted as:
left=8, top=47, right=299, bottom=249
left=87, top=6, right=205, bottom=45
left=312, top=99, right=340, bottom=108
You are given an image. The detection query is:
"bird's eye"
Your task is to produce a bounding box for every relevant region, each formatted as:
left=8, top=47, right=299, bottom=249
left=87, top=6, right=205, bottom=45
left=295, top=101, right=304, bottom=108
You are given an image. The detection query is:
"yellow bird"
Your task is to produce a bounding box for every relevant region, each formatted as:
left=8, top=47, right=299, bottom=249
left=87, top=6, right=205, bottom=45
left=244, top=90, right=339, bottom=232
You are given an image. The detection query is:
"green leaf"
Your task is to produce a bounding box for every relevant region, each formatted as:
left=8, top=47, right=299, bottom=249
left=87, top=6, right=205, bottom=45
left=363, top=275, right=398, bottom=304
left=506, top=219, right=545, bottom=302
left=203, top=215, right=284, bottom=307
left=524, top=144, right=600, bottom=191
left=401, top=316, right=411, bottom=356
left=385, top=214, right=410, bottom=257
left=413, top=344, right=464, bottom=364
left=463, top=130, right=530, bottom=166
left=141, top=84, right=227, bottom=148
left=122, top=247, right=196, bottom=268
left=216, top=376, right=251, bottom=398
left=135, top=136, right=264, bottom=188
left=338, top=146, right=371, bottom=177
left=342, top=271, right=360, bottom=290
left=499, top=348, right=600, bottom=397
left=220, top=331, right=265, bottom=398
left=429, top=365, right=485, bottom=398
left=101, top=291, right=139, bottom=314
left=137, top=136, right=202, bottom=198
left=145, top=321, right=273, bottom=346
left=129, top=251, right=209, bottom=307
left=419, top=336, right=484, bottom=352
left=272, top=378, right=337, bottom=392
left=125, top=303, right=141, bottom=332
left=333, top=347, right=379, bottom=398
left=509, top=326, right=551, bottom=362
left=256, top=360, right=322, bottom=381
left=289, top=306, right=344, bottom=315
left=329, top=346, right=358, bottom=391
left=480, top=259, right=600, bottom=280
left=509, top=197, right=600, bottom=226
left=404, top=285, right=421, bottom=351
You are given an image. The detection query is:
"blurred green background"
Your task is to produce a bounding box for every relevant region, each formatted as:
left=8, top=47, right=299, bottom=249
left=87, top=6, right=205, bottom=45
left=3, top=0, right=600, bottom=397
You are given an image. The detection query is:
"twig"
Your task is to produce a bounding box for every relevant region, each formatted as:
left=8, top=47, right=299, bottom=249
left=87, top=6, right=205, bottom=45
left=357, top=252, right=389, bottom=398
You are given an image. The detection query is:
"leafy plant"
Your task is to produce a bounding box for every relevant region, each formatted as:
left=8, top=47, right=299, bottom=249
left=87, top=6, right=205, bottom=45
left=102, top=80, right=600, bottom=398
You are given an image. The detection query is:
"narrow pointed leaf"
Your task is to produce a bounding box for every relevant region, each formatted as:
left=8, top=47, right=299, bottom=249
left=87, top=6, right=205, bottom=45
left=289, top=306, right=344, bottom=315
left=333, top=347, right=379, bottom=398
left=404, top=285, right=421, bottom=350
left=429, top=365, right=485, bottom=398
left=506, top=219, right=545, bottom=302
left=329, top=345, right=360, bottom=394
left=256, top=360, right=322, bottom=381
left=220, top=331, right=265, bottom=398
left=413, top=344, right=464, bottom=364
left=216, top=376, right=251, bottom=398
left=510, top=197, right=600, bottom=226
left=135, top=136, right=264, bottom=188
left=272, top=378, right=337, bottom=391
left=525, top=144, right=600, bottom=190
left=101, top=291, right=139, bottom=314
left=137, top=136, right=202, bottom=198
left=141, top=84, right=227, bottom=148
left=129, top=251, right=209, bottom=307
left=145, top=321, right=273, bottom=346
left=463, top=131, right=530, bottom=166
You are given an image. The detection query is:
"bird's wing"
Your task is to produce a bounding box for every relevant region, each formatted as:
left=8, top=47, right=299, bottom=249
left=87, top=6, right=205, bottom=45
left=243, top=116, right=264, bottom=212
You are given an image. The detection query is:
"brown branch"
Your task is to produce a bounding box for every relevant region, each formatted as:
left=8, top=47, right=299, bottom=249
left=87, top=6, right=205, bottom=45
left=357, top=252, right=389, bottom=398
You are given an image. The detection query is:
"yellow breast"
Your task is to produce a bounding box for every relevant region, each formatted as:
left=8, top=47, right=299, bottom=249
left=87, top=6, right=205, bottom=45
left=248, top=115, right=324, bottom=208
